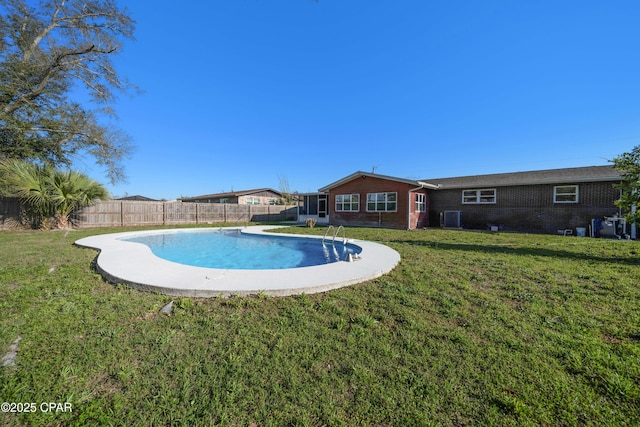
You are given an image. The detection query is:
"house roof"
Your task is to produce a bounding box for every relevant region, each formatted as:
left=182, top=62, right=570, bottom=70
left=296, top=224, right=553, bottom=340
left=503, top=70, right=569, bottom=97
left=180, top=188, right=283, bottom=201
left=318, top=171, right=439, bottom=192
left=116, top=195, right=159, bottom=201
left=422, top=165, right=621, bottom=189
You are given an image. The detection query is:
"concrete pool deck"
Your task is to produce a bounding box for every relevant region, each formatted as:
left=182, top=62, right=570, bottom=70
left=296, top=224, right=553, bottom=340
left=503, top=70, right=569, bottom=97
left=75, top=226, right=401, bottom=297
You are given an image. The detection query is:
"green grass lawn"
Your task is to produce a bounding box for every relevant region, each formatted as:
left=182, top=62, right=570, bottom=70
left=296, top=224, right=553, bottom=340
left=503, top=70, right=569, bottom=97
left=1, top=225, right=639, bottom=426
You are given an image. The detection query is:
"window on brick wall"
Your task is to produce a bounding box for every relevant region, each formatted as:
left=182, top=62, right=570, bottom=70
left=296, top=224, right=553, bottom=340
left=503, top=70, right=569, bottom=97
left=462, top=189, right=496, bottom=204
left=367, top=192, right=397, bottom=212
left=554, top=185, right=579, bottom=203
left=415, top=193, right=426, bottom=212
left=336, top=194, right=360, bottom=212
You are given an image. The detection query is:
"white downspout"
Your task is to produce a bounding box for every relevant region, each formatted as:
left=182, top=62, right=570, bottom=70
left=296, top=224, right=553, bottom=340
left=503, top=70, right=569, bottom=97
left=408, top=184, right=426, bottom=230
left=407, top=190, right=412, bottom=230
left=408, top=182, right=439, bottom=230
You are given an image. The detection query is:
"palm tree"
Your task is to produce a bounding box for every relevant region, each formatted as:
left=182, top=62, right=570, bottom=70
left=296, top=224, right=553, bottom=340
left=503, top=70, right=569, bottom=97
left=49, top=169, right=109, bottom=228
left=0, top=159, right=109, bottom=229
left=0, top=160, right=52, bottom=228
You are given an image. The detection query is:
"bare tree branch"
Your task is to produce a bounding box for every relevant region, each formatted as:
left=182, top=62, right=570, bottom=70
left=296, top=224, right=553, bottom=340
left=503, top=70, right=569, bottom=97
left=0, top=0, right=136, bottom=183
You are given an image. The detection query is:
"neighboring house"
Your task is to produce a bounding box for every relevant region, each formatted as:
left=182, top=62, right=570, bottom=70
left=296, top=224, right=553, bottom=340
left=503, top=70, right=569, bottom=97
left=312, top=171, right=438, bottom=230
left=423, top=165, right=624, bottom=235
left=180, top=188, right=284, bottom=205
left=115, top=195, right=159, bottom=201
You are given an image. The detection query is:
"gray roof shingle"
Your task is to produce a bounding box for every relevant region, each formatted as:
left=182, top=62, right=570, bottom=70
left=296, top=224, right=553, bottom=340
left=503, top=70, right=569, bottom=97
left=422, top=165, right=621, bottom=189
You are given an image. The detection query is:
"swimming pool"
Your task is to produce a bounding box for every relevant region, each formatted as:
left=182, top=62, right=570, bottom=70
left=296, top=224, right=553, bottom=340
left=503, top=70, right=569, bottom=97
left=121, top=229, right=362, bottom=270
left=75, top=226, right=401, bottom=297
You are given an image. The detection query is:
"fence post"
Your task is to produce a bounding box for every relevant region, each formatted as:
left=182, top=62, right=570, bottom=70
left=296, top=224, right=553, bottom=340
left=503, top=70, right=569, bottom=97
left=120, top=201, right=124, bottom=227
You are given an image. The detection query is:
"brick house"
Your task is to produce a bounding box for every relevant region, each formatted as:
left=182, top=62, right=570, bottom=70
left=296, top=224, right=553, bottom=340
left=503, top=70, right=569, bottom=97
left=181, top=188, right=284, bottom=205
left=423, top=165, right=624, bottom=234
left=315, top=171, right=438, bottom=230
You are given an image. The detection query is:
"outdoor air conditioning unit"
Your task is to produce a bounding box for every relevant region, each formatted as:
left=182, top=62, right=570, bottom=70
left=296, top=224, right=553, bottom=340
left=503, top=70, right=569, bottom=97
left=442, top=210, right=462, bottom=228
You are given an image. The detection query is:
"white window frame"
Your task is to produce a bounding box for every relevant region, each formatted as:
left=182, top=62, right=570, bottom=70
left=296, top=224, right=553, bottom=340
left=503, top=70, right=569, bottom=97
left=245, top=197, right=260, bottom=205
left=366, top=192, right=397, bottom=212
left=462, top=189, right=496, bottom=204
left=415, top=193, right=426, bottom=212
left=554, top=185, right=579, bottom=203
left=335, top=194, right=360, bottom=212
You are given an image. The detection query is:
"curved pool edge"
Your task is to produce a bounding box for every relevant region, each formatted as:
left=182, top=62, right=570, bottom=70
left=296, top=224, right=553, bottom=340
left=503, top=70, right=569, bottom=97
left=74, top=226, right=401, bottom=297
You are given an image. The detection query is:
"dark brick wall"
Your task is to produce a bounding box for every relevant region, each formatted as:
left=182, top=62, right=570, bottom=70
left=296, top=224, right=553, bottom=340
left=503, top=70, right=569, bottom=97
left=327, top=175, right=429, bottom=229
left=428, top=181, right=621, bottom=234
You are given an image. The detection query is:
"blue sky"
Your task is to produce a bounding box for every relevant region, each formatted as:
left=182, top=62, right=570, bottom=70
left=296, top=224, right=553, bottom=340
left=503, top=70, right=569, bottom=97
left=78, top=1, right=640, bottom=200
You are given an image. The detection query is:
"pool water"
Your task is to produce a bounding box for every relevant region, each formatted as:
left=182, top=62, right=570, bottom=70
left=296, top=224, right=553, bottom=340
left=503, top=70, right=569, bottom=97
left=121, top=229, right=362, bottom=270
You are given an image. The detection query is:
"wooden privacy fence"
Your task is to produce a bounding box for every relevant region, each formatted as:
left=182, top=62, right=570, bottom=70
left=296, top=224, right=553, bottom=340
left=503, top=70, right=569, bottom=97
left=0, top=197, right=21, bottom=229
left=70, top=201, right=298, bottom=228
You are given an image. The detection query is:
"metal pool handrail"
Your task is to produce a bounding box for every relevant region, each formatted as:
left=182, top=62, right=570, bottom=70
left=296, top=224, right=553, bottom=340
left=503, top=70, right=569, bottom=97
left=322, top=225, right=346, bottom=245
left=322, top=225, right=335, bottom=244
